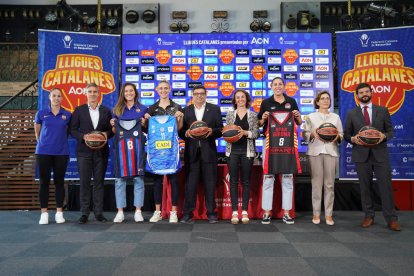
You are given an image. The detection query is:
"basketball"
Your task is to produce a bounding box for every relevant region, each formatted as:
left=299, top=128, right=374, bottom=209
left=316, top=123, right=338, bottom=142
left=222, top=125, right=242, bottom=143
left=357, top=126, right=382, bottom=146
left=189, top=120, right=209, bottom=139
left=84, top=131, right=107, bottom=150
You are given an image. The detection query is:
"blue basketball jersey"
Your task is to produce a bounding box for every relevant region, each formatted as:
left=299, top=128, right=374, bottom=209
left=146, top=116, right=181, bottom=174
left=113, top=119, right=145, bottom=178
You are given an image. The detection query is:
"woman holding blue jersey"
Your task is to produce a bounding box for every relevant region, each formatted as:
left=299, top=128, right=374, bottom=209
left=145, top=81, right=183, bottom=223
left=35, top=88, right=71, bottom=225
left=111, top=83, right=148, bottom=223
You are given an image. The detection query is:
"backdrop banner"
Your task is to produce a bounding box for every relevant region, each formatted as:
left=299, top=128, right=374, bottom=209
left=336, top=26, right=414, bottom=180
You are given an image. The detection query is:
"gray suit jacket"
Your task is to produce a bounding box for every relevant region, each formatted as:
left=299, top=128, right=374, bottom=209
left=344, top=104, right=394, bottom=163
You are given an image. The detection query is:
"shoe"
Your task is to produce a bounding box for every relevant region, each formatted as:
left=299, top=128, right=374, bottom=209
left=208, top=216, right=218, bottom=224
left=149, top=211, right=162, bottom=223
left=282, top=213, right=295, bottom=225
left=39, top=212, right=49, bottom=225
left=241, top=211, right=249, bottom=224
left=312, top=215, right=320, bottom=225
left=180, top=215, right=194, bottom=224
left=113, top=212, right=125, bottom=223
left=231, top=211, right=239, bottom=225
left=388, top=221, right=401, bottom=231
left=169, top=211, right=178, bottom=223
left=134, top=211, right=144, bottom=222
left=325, top=216, right=335, bottom=226
left=262, top=213, right=271, bottom=225
left=361, top=217, right=374, bottom=228
left=96, top=215, right=108, bottom=222
left=55, top=212, right=65, bottom=224
left=78, top=215, right=88, bottom=224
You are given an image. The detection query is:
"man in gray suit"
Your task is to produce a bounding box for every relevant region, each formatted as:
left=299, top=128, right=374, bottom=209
left=344, top=82, right=401, bottom=231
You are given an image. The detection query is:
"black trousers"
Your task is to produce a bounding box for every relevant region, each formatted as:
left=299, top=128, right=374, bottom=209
left=227, top=151, right=253, bottom=211
left=183, top=149, right=217, bottom=218
left=36, top=154, right=69, bottom=209
left=355, top=151, right=398, bottom=222
left=77, top=152, right=108, bottom=217
left=153, top=173, right=179, bottom=206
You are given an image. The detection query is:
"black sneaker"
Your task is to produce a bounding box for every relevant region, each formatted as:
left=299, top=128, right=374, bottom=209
left=262, top=213, right=271, bottom=224
left=282, top=214, right=295, bottom=225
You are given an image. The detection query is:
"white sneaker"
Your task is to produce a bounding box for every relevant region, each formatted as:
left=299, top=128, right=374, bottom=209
left=134, top=211, right=144, bottom=222
left=113, top=212, right=125, bottom=223
left=169, top=211, right=178, bottom=223
left=55, top=212, right=65, bottom=224
left=39, top=212, right=49, bottom=225
left=149, top=211, right=162, bottom=223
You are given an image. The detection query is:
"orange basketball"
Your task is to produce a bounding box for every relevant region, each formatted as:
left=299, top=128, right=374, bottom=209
left=84, top=131, right=107, bottom=150
left=189, top=121, right=209, bottom=139
left=357, top=126, right=382, bottom=146
left=222, top=125, right=242, bottom=143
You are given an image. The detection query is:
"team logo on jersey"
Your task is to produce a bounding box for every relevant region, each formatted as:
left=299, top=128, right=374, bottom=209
left=284, top=103, right=291, bottom=109
left=219, top=49, right=234, bottom=64
left=187, top=66, right=203, bottom=80
left=61, top=115, right=67, bottom=120
left=219, top=82, right=235, bottom=97
left=156, top=50, right=171, bottom=64
left=251, top=65, right=266, bottom=80
left=133, top=131, right=139, bottom=136
left=283, top=49, right=299, bottom=64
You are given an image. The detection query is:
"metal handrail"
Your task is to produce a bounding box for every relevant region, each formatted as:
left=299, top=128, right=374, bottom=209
left=0, top=79, right=38, bottom=110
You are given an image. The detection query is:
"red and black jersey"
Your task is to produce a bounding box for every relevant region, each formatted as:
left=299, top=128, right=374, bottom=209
left=263, top=111, right=301, bottom=174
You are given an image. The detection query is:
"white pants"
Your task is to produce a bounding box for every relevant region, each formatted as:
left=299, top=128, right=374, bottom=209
left=261, top=147, right=293, bottom=211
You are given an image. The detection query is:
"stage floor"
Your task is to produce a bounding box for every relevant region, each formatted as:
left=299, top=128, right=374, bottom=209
left=0, top=211, right=413, bottom=275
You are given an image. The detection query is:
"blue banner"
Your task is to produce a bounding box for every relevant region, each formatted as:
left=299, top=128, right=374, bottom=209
left=336, top=27, right=414, bottom=180
left=38, top=30, right=120, bottom=179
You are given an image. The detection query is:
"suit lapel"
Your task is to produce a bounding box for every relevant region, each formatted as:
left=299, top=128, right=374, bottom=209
left=371, top=105, right=378, bottom=126
left=202, top=103, right=209, bottom=122
left=84, top=105, right=95, bottom=130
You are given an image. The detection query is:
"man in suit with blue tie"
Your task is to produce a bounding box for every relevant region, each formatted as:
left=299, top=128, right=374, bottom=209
left=179, top=85, right=223, bottom=224
left=70, top=83, right=113, bottom=224
left=344, top=82, right=401, bottom=231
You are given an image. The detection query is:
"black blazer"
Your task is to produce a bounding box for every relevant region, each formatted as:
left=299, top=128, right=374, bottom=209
left=70, top=104, right=113, bottom=157
left=344, top=104, right=394, bottom=163
left=179, top=103, right=223, bottom=163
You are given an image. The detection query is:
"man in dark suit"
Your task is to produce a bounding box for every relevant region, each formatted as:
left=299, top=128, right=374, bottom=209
left=179, top=85, right=223, bottom=224
left=344, top=82, right=401, bottom=231
left=70, top=83, right=113, bottom=224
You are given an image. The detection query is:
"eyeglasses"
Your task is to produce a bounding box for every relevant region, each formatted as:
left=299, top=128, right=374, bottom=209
left=193, top=93, right=206, bottom=96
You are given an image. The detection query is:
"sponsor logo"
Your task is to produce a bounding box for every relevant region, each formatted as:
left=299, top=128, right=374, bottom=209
left=278, top=37, right=297, bottom=45
left=141, top=91, right=154, bottom=97
left=285, top=82, right=299, bottom=96
left=300, top=98, right=314, bottom=105
left=268, top=65, right=281, bottom=72
left=251, top=65, right=266, bottom=80
left=359, top=33, right=370, bottom=47
left=220, top=82, right=235, bottom=97
left=236, top=82, right=250, bottom=88
left=125, top=50, right=139, bottom=56
left=204, top=57, right=218, bottom=64
left=236, top=49, right=249, bottom=55
left=155, top=50, right=171, bottom=64
left=141, top=83, right=155, bottom=90
left=204, top=65, right=218, bottom=72
left=267, top=57, right=282, bottom=64
left=172, top=57, right=186, bottom=64
left=315, top=82, right=330, bottom=88
left=155, top=140, right=172, bottom=149
left=251, top=37, right=269, bottom=45
left=126, top=66, right=138, bottom=73
left=252, top=49, right=265, bottom=55
left=315, top=57, right=329, bottom=64
left=172, top=49, right=186, bottom=56
left=188, top=57, right=202, bottom=64
left=300, top=82, right=313, bottom=88
left=220, top=98, right=232, bottom=104
left=236, top=65, right=250, bottom=72
left=204, top=73, right=218, bottom=80
left=156, top=66, right=170, bottom=72
left=188, top=82, right=203, bottom=88
left=204, top=82, right=218, bottom=89
left=315, top=65, right=329, bottom=71
left=219, top=49, right=235, bottom=64
left=236, top=57, right=249, bottom=64
left=204, top=49, right=218, bottom=56
left=283, top=49, right=299, bottom=64
left=173, top=98, right=186, bottom=105
left=284, top=65, right=298, bottom=72
left=220, top=65, right=234, bottom=72
left=220, top=74, right=234, bottom=80
left=268, top=49, right=281, bottom=55
left=172, top=66, right=186, bottom=72
left=141, top=50, right=155, bottom=56
left=299, top=57, right=313, bottom=64
left=252, top=82, right=264, bottom=89
left=207, top=90, right=218, bottom=97
left=141, top=58, right=155, bottom=64
left=252, top=57, right=265, bottom=63
left=188, top=49, right=202, bottom=56
left=300, top=65, right=314, bottom=72
left=172, top=90, right=186, bottom=97
left=300, top=89, right=314, bottom=97
left=299, top=49, right=313, bottom=56
left=141, top=66, right=155, bottom=73
left=236, top=74, right=250, bottom=80
left=172, top=82, right=186, bottom=89
left=187, top=66, right=203, bottom=80
left=125, top=75, right=139, bottom=82
left=252, top=90, right=264, bottom=96
left=207, top=98, right=218, bottom=105
left=252, top=98, right=263, bottom=113
left=220, top=106, right=233, bottom=112
left=316, top=73, right=329, bottom=79
left=316, top=49, right=329, bottom=55
left=172, top=74, right=185, bottom=80
left=141, top=98, right=155, bottom=106
left=300, top=73, right=314, bottom=80
left=125, top=58, right=139, bottom=65
left=268, top=73, right=282, bottom=80
left=141, top=74, right=154, bottom=80
left=284, top=73, right=297, bottom=80
left=157, top=74, right=170, bottom=81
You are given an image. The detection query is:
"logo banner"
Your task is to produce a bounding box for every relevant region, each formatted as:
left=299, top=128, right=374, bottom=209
left=38, top=30, right=120, bottom=179
left=337, top=27, right=414, bottom=180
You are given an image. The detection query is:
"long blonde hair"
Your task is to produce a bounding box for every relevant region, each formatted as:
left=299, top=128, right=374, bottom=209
left=113, top=83, right=140, bottom=117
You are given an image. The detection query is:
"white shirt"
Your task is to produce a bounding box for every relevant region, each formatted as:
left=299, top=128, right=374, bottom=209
left=88, top=104, right=100, bottom=130
left=194, top=103, right=206, bottom=121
